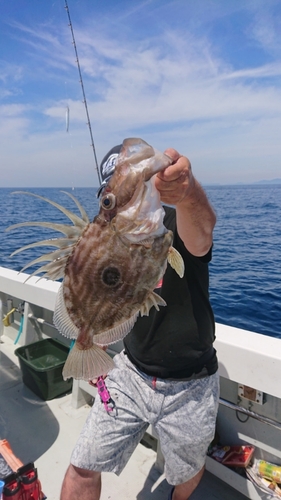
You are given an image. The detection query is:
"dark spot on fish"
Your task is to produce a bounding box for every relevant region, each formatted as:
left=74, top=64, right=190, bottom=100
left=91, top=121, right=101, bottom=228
left=102, top=266, right=121, bottom=287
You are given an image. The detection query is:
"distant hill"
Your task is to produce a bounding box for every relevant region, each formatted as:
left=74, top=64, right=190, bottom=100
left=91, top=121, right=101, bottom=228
left=205, top=178, right=281, bottom=186
left=254, top=178, right=281, bottom=185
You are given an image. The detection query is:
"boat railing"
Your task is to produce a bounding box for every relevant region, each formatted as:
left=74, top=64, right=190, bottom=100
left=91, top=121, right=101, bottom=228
left=1, top=266, right=281, bottom=500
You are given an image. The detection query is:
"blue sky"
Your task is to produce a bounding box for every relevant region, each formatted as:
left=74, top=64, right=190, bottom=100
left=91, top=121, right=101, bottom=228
left=1, top=0, right=281, bottom=187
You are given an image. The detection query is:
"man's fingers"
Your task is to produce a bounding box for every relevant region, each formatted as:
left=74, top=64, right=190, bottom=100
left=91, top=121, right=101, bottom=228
left=89, top=374, right=108, bottom=387
left=89, top=378, right=98, bottom=387
left=157, top=157, right=190, bottom=184
left=164, top=148, right=181, bottom=163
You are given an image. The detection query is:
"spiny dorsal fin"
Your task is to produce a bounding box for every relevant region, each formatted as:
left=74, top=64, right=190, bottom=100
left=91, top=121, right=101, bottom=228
left=168, top=246, right=185, bottom=278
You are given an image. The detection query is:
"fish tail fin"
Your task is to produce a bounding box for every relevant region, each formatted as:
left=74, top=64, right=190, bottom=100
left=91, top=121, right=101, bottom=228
left=62, top=343, right=115, bottom=381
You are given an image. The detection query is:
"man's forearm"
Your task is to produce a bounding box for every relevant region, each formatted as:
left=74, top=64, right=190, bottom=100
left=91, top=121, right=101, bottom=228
left=176, top=179, right=216, bottom=257
left=155, top=149, right=216, bottom=256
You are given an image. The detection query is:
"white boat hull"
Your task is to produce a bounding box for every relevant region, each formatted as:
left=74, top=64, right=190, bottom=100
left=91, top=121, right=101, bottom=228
left=1, top=266, right=281, bottom=500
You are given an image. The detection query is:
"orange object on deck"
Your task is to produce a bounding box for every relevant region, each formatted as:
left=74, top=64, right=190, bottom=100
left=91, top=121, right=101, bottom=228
left=0, top=439, right=23, bottom=473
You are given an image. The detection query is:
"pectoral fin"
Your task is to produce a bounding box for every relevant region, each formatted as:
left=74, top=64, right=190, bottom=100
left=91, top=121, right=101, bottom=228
left=168, top=246, right=185, bottom=278
left=140, top=291, right=166, bottom=316
left=53, top=283, right=79, bottom=339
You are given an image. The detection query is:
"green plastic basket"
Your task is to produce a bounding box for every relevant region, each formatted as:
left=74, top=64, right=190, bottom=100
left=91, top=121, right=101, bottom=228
left=15, top=338, right=72, bottom=400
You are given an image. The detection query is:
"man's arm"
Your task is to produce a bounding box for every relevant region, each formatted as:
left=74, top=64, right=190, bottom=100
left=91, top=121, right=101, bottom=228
left=155, top=148, right=216, bottom=257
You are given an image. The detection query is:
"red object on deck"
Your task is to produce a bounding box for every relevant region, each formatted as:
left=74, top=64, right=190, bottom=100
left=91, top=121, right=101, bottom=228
left=0, top=440, right=45, bottom=500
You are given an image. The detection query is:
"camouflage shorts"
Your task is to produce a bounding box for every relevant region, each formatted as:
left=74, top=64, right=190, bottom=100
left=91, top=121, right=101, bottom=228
left=70, top=350, right=219, bottom=485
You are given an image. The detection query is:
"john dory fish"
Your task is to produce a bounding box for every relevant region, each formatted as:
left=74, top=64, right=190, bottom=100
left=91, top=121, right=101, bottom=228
left=7, top=138, right=184, bottom=380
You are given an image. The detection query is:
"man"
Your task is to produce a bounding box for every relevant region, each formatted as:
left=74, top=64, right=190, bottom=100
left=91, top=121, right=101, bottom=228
left=60, top=144, right=219, bottom=500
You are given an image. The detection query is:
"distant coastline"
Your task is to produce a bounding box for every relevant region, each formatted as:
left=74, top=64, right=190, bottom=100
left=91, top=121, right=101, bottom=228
left=252, top=178, right=281, bottom=185
left=204, top=178, right=281, bottom=187
left=236, top=178, right=281, bottom=185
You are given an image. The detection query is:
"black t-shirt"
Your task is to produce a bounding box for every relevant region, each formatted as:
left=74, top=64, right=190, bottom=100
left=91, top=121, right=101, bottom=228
left=123, top=206, right=218, bottom=379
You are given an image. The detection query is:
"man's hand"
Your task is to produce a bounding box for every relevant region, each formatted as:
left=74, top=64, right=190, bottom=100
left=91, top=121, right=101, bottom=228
left=155, top=148, right=194, bottom=205
left=156, top=147, right=216, bottom=256
left=89, top=376, right=107, bottom=387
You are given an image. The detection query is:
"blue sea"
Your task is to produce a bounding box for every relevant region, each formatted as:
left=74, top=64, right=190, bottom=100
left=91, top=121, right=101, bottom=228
left=0, top=186, right=280, bottom=339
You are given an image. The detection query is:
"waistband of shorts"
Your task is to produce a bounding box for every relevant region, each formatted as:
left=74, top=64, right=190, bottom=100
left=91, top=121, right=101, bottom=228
left=123, top=347, right=218, bottom=381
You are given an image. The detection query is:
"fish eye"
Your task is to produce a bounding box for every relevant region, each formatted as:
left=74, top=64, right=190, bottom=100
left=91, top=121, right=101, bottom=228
left=101, top=193, right=116, bottom=210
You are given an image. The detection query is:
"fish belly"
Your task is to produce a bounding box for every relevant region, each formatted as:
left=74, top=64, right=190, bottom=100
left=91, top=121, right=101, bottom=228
left=64, top=222, right=172, bottom=335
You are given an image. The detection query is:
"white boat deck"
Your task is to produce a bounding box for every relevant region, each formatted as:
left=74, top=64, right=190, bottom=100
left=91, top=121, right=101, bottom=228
left=0, top=334, right=248, bottom=500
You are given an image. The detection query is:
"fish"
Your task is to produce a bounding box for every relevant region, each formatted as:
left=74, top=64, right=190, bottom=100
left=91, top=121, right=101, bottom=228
left=7, top=138, right=185, bottom=381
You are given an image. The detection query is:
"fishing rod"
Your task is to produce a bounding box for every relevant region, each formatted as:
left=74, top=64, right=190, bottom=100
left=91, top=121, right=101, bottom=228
left=64, top=0, right=102, bottom=185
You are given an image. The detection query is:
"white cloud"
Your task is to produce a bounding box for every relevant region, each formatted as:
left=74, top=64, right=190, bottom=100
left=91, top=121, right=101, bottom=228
left=248, top=5, right=281, bottom=55
left=1, top=3, right=281, bottom=187
left=217, top=62, right=281, bottom=80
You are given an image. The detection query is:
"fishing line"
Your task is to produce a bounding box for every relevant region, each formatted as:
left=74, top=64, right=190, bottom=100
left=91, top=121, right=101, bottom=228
left=66, top=104, right=70, bottom=133
left=63, top=79, right=76, bottom=189
left=64, top=0, right=101, bottom=186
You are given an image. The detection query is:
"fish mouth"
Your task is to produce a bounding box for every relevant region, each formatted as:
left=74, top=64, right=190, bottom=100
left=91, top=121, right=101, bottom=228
left=99, top=138, right=173, bottom=241
left=99, top=139, right=172, bottom=202
left=142, top=153, right=173, bottom=181
left=116, top=138, right=173, bottom=181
